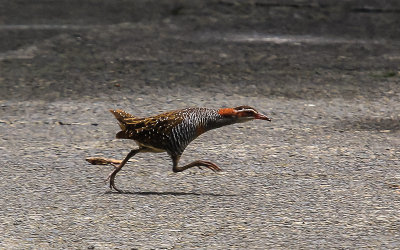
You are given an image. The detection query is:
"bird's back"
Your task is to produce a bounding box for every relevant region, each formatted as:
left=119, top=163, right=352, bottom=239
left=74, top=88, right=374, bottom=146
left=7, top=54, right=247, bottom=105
left=110, top=108, right=219, bottom=155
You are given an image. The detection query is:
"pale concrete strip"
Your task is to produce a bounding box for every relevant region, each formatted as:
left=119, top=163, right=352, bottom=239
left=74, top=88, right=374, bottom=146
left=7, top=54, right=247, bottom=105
left=0, top=24, right=98, bottom=30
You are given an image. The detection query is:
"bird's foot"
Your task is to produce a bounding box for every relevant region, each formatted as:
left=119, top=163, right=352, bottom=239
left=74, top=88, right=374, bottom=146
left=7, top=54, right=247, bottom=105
left=86, top=157, right=123, bottom=166
left=198, top=161, right=222, bottom=172
left=105, top=170, right=124, bottom=193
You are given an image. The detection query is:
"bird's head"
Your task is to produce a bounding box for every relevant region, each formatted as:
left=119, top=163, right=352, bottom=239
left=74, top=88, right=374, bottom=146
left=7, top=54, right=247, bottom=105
left=218, top=105, right=271, bottom=123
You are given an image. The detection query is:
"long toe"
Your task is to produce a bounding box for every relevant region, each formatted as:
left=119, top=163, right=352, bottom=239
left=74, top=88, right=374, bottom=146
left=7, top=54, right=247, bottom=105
left=111, top=184, right=124, bottom=193
left=109, top=177, right=123, bottom=193
left=205, top=162, right=222, bottom=172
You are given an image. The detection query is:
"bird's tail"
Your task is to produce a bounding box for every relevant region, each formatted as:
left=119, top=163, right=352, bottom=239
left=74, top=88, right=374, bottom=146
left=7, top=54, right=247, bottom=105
left=109, top=109, right=137, bottom=131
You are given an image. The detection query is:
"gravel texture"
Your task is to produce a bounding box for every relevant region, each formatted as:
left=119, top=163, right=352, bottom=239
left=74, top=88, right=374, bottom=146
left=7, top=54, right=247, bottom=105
left=0, top=0, right=399, bottom=249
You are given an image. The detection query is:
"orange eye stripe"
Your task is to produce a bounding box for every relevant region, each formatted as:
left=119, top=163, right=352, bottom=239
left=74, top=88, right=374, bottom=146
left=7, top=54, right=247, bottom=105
left=218, top=108, right=236, bottom=116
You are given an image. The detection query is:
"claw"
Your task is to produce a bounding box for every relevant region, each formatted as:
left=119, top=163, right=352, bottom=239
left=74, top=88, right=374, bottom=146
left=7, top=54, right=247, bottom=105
left=109, top=173, right=124, bottom=193
left=105, top=168, right=123, bottom=193
left=202, top=161, right=222, bottom=172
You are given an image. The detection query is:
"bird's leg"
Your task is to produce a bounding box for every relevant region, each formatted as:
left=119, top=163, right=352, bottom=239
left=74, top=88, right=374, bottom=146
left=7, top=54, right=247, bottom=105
left=171, top=155, right=222, bottom=173
left=106, top=148, right=142, bottom=193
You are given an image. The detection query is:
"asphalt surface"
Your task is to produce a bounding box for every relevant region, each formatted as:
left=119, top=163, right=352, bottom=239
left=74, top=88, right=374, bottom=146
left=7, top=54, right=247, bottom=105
left=1, top=0, right=399, bottom=249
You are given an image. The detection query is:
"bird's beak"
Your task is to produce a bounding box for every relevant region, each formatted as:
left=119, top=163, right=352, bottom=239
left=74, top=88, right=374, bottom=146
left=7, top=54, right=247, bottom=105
left=255, top=113, right=271, bottom=121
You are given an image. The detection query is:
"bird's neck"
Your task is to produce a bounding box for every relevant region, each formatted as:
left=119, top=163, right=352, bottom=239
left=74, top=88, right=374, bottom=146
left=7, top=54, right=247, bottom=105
left=185, top=108, right=238, bottom=136
left=204, top=114, right=237, bottom=131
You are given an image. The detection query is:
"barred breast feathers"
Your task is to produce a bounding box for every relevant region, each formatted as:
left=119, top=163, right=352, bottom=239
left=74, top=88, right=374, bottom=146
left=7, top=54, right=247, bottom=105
left=166, top=108, right=221, bottom=155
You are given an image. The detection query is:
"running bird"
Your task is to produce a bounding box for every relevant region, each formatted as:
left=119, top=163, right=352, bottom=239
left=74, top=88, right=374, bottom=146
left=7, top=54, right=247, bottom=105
left=87, top=106, right=271, bottom=192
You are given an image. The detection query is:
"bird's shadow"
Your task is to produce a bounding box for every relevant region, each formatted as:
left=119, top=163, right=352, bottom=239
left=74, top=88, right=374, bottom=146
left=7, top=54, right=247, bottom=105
left=104, top=190, right=237, bottom=197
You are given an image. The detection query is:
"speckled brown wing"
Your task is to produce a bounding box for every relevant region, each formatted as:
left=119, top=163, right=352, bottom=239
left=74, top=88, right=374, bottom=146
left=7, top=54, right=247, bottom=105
left=115, top=110, right=185, bottom=151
